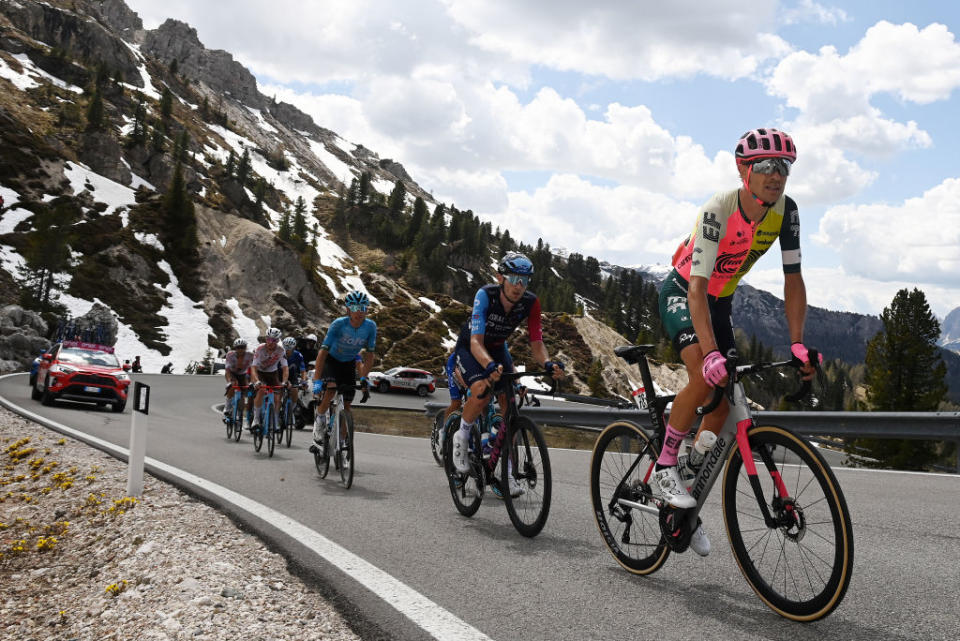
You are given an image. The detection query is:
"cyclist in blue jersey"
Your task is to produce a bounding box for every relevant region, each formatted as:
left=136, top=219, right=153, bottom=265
left=282, top=337, right=306, bottom=412
left=450, top=252, right=565, bottom=496
left=310, top=291, right=377, bottom=454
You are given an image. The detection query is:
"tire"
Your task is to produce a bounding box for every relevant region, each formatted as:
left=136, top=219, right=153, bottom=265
left=266, top=406, right=276, bottom=457
left=284, top=401, right=294, bottom=447
left=232, top=398, right=244, bottom=442
left=430, top=412, right=447, bottom=466
left=723, top=424, right=854, bottom=622
left=590, top=420, right=670, bottom=574
left=502, top=416, right=552, bottom=538
left=338, top=411, right=355, bottom=489
left=378, top=380, right=389, bottom=393
left=40, top=376, right=55, bottom=406
left=315, top=427, right=331, bottom=478
left=443, top=413, right=483, bottom=517
left=417, top=385, right=428, bottom=397
left=253, top=408, right=264, bottom=453
left=31, top=380, right=41, bottom=401
left=112, top=400, right=125, bottom=413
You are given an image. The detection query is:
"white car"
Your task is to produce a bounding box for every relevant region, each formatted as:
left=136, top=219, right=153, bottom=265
left=369, top=367, right=436, bottom=396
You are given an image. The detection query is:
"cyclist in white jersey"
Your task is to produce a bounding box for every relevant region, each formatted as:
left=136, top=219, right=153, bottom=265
left=222, top=337, right=253, bottom=421
left=250, top=327, right=289, bottom=432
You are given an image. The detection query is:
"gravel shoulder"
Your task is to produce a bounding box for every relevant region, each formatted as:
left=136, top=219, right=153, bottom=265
left=0, top=406, right=361, bottom=641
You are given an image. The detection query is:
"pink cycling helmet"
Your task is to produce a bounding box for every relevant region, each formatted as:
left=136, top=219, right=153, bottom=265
left=735, top=128, right=796, bottom=164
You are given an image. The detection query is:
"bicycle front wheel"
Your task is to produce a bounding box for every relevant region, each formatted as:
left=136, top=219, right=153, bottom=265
left=723, top=424, right=854, bottom=622
left=266, top=406, right=276, bottom=457
left=253, top=409, right=264, bottom=452
left=590, top=420, right=669, bottom=574
left=502, top=416, right=551, bottom=537
left=338, top=411, right=355, bottom=489
left=314, top=430, right=330, bottom=478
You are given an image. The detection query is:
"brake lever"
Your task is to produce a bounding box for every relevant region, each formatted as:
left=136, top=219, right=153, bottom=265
left=696, top=385, right=726, bottom=416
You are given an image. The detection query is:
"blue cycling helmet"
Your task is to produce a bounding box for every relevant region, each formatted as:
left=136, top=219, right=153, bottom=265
left=498, top=252, right=534, bottom=275
left=345, top=291, right=369, bottom=308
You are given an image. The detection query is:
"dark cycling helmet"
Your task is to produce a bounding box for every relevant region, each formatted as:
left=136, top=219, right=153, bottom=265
left=345, top=291, right=369, bottom=308
left=498, top=252, right=534, bottom=275
left=735, top=128, right=797, bottom=164
left=233, top=338, right=247, bottom=349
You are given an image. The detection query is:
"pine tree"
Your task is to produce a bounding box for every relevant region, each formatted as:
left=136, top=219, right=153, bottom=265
left=236, top=149, right=250, bottom=186
left=856, top=288, right=948, bottom=469
left=388, top=180, right=406, bottom=215
left=17, top=201, right=79, bottom=311
left=162, top=161, right=198, bottom=266
left=224, top=150, right=235, bottom=178
left=85, top=87, right=104, bottom=132
left=292, top=196, right=308, bottom=250
left=278, top=206, right=292, bottom=242
left=358, top=172, right=371, bottom=206
left=160, top=87, right=174, bottom=127
left=404, top=196, right=427, bottom=245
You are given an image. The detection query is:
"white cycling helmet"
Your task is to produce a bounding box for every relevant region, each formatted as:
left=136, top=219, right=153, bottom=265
left=233, top=338, right=247, bottom=349
left=305, top=333, right=318, bottom=342
left=265, top=327, right=282, bottom=342
left=282, top=337, right=297, bottom=350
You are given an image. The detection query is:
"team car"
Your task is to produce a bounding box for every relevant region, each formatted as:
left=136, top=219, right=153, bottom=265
left=369, top=367, right=436, bottom=396
left=32, top=341, right=131, bottom=412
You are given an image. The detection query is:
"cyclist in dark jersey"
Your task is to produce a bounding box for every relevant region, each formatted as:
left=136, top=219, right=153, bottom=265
left=450, top=252, right=565, bottom=496
left=282, top=336, right=306, bottom=412
left=654, top=128, right=821, bottom=557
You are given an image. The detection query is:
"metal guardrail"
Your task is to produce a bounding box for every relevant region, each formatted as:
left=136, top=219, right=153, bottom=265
left=424, top=402, right=960, bottom=471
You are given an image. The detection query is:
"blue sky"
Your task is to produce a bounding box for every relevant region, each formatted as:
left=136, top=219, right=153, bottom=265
left=126, top=1, right=960, bottom=318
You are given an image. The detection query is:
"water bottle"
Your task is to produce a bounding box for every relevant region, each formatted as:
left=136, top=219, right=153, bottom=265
left=687, top=430, right=717, bottom=474
left=481, top=430, right=491, bottom=459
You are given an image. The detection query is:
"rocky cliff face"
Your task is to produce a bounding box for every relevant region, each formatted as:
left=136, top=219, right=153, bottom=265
left=939, top=306, right=960, bottom=353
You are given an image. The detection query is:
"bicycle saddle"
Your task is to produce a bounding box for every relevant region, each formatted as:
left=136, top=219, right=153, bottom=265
left=614, top=344, right=654, bottom=364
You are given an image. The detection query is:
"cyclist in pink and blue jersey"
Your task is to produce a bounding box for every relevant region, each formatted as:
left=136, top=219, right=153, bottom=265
left=655, top=128, right=821, bottom=557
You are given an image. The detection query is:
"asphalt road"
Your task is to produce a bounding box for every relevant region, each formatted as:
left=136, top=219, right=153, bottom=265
left=2, top=373, right=959, bottom=641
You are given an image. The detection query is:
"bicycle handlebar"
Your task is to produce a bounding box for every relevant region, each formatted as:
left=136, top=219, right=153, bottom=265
left=477, top=370, right=559, bottom=400
left=696, top=351, right=823, bottom=416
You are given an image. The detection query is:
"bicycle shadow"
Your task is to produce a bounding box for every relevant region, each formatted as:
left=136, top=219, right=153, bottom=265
left=616, top=570, right=906, bottom=641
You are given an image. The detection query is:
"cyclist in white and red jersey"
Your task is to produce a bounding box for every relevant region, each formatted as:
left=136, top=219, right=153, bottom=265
left=655, top=128, right=820, bottom=557
left=222, top=337, right=253, bottom=421
left=250, top=327, right=288, bottom=432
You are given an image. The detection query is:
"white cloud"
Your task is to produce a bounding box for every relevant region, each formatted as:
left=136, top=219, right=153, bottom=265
left=768, top=21, right=960, bottom=119
left=481, top=174, right=697, bottom=267
left=746, top=266, right=960, bottom=318
left=812, top=177, right=960, bottom=289
left=441, top=0, right=791, bottom=81
left=781, top=0, right=849, bottom=26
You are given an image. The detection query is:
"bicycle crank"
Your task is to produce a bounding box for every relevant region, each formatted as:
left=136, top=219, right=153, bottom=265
left=658, top=506, right=693, bottom=553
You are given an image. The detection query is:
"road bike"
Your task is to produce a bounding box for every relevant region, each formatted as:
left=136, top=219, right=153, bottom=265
left=312, top=383, right=370, bottom=489
left=224, top=384, right=250, bottom=442
left=431, top=382, right=541, bottom=467
left=590, top=344, right=853, bottom=621
left=252, top=384, right=285, bottom=457
left=277, top=384, right=295, bottom=448
left=442, top=371, right=553, bottom=538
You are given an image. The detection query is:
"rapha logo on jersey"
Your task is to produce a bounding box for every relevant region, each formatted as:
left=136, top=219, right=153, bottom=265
left=677, top=331, right=697, bottom=347
left=666, top=296, right=686, bottom=314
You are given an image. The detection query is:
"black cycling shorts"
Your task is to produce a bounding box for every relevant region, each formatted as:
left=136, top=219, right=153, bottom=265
left=321, top=355, right=357, bottom=404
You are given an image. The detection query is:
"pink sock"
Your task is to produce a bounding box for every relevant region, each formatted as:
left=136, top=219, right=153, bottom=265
left=656, top=424, right=687, bottom=467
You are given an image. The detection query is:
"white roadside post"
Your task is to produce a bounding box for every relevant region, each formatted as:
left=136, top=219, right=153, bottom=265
left=126, top=381, right=150, bottom=497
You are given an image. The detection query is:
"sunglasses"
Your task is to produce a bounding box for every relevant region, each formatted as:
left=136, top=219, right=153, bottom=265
left=750, top=157, right=791, bottom=176
left=503, top=274, right=530, bottom=287
left=346, top=303, right=368, bottom=313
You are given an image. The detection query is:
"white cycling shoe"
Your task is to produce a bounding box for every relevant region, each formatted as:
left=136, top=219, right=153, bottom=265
left=654, top=465, right=697, bottom=509
left=508, top=474, right=525, bottom=497
left=690, top=524, right=711, bottom=557
left=451, top=430, right=470, bottom=473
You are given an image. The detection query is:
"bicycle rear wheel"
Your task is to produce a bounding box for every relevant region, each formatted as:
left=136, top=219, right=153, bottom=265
left=723, top=424, right=854, bottom=622
left=430, top=411, right=445, bottom=466
left=590, top=420, right=670, bottom=574
left=314, top=429, right=330, bottom=478
left=443, top=417, right=483, bottom=517
left=337, top=411, right=355, bottom=489
left=502, top=416, right=551, bottom=537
